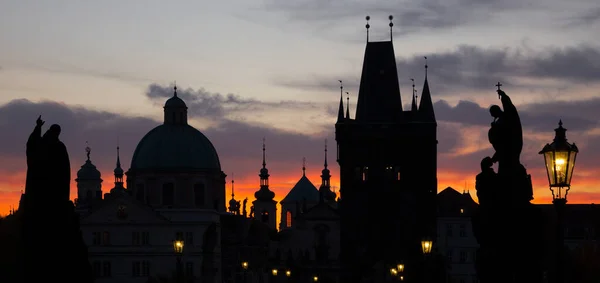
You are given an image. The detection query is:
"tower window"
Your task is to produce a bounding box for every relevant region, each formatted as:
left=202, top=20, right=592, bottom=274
left=194, top=183, right=205, bottom=206
left=396, top=167, right=401, bottom=181
left=286, top=210, right=292, bottom=228
left=162, top=183, right=175, bottom=206
left=261, top=210, right=269, bottom=223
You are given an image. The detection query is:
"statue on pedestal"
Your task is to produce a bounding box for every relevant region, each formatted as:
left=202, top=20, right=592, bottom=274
left=472, top=86, right=544, bottom=283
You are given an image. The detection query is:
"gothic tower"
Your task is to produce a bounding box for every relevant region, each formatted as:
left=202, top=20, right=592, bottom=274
left=335, top=19, right=437, bottom=282
left=252, top=139, right=278, bottom=230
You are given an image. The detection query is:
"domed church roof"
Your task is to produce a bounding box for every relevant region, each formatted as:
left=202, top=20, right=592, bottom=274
left=129, top=86, right=221, bottom=171
left=76, top=146, right=102, bottom=181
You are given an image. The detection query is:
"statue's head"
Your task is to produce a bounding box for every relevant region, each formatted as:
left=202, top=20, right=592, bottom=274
left=43, top=124, right=61, bottom=140
left=481, top=156, right=493, bottom=170
left=489, top=105, right=502, bottom=118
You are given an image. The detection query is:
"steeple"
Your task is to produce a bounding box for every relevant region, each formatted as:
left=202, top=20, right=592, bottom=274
left=345, top=92, right=350, bottom=119
left=320, top=139, right=336, bottom=203
left=355, top=24, right=403, bottom=122
left=418, top=57, right=436, bottom=122
left=411, top=78, right=418, bottom=112
left=255, top=139, right=275, bottom=201
left=302, top=157, right=306, bottom=176
left=164, top=83, right=188, bottom=125
left=228, top=174, right=238, bottom=213
left=337, top=80, right=345, bottom=122
left=114, top=146, right=124, bottom=184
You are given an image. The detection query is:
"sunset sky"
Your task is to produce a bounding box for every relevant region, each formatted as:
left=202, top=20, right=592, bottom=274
left=1, top=1, right=600, bottom=216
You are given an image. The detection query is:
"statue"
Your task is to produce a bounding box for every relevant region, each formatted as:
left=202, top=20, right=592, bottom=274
left=472, top=86, right=543, bottom=283
left=19, top=116, right=93, bottom=283
left=242, top=198, right=248, bottom=217
left=249, top=205, right=254, bottom=218
left=25, top=115, right=71, bottom=203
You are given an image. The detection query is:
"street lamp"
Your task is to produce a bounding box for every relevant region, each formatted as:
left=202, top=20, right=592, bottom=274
left=540, top=120, right=578, bottom=283
left=421, top=238, right=433, bottom=255
left=396, top=263, right=404, bottom=273
left=272, top=269, right=278, bottom=276
left=285, top=270, right=291, bottom=277
left=313, top=275, right=319, bottom=282
left=172, top=240, right=184, bottom=283
left=241, top=261, right=249, bottom=270
left=241, top=261, right=249, bottom=283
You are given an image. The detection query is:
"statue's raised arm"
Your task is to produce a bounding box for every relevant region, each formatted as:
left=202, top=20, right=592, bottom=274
left=488, top=89, right=524, bottom=175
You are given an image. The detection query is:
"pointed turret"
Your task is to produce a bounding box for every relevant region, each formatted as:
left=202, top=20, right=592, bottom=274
left=418, top=58, right=436, bottom=122
left=411, top=78, right=418, bottom=112
left=337, top=80, right=345, bottom=122
left=228, top=176, right=238, bottom=214
left=109, top=146, right=126, bottom=195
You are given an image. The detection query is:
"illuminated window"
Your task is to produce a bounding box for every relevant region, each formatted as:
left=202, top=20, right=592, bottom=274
left=286, top=211, right=293, bottom=228
left=396, top=167, right=401, bottom=181
left=362, top=167, right=369, bottom=181
left=460, top=208, right=464, bottom=214
left=386, top=166, right=393, bottom=170
left=261, top=210, right=269, bottom=223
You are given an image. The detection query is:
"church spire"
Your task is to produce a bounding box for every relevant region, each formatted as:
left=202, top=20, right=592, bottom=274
left=255, top=139, right=275, bottom=201
left=419, top=56, right=436, bottom=122
left=228, top=174, right=239, bottom=214
left=302, top=157, right=306, bottom=176
left=337, top=80, right=345, bottom=122
left=320, top=139, right=335, bottom=203
left=411, top=78, right=418, bottom=112
left=345, top=92, right=350, bottom=119
left=114, top=146, right=124, bottom=184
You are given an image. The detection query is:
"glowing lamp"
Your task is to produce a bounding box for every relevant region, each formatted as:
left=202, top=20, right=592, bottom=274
left=241, top=261, right=249, bottom=270
left=313, top=275, right=319, bottom=282
left=396, top=263, right=404, bottom=273
left=400, top=275, right=405, bottom=281
left=539, top=120, right=578, bottom=201
left=390, top=268, right=398, bottom=276
left=421, top=238, right=433, bottom=254
left=173, top=240, right=184, bottom=254
left=285, top=270, right=291, bottom=277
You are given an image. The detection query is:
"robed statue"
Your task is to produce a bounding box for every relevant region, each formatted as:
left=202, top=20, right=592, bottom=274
left=19, top=116, right=93, bottom=283
left=472, top=87, right=543, bottom=283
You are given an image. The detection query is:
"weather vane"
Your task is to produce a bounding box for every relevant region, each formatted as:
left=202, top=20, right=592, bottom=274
left=85, top=141, right=91, bottom=161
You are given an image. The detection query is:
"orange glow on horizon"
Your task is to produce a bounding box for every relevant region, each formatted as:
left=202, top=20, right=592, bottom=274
left=2, top=167, right=600, bottom=218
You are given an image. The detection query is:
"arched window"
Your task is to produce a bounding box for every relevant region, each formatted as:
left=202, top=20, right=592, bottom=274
left=261, top=210, right=269, bottom=223
left=136, top=184, right=145, bottom=202
left=162, top=183, right=175, bottom=206
left=194, top=183, right=205, bottom=206
left=286, top=210, right=293, bottom=228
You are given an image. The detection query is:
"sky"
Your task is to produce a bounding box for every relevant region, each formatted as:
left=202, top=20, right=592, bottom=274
left=1, top=0, right=600, bottom=216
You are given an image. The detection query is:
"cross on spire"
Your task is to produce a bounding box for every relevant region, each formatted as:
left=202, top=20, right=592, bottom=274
left=324, top=139, right=328, bottom=168
left=262, top=138, right=266, bottom=168
left=389, top=15, right=394, bottom=41
left=365, top=16, right=371, bottom=42
left=231, top=173, right=235, bottom=198
left=496, top=82, right=502, bottom=90
left=424, top=56, right=429, bottom=77
left=174, top=81, right=178, bottom=97
left=302, top=157, right=306, bottom=176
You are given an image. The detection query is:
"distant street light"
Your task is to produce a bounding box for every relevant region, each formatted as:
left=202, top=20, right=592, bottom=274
left=421, top=238, right=433, bottom=255
left=285, top=270, right=291, bottom=277
left=313, top=275, right=319, bottom=282
left=241, top=261, right=249, bottom=270
left=272, top=269, right=278, bottom=276
left=540, top=120, right=578, bottom=283
left=172, top=240, right=184, bottom=283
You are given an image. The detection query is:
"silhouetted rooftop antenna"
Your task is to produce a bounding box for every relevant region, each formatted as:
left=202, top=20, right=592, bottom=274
left=302, top=157, right=306, bottom=176
left=85, top=141, right=91, bottom=161
left=365, top=16, right=371, bottom=42
left=345, top=92, right=350, bottom=119
left=262, top=138, right=266, bottom=168
left=389, top=15, right=394, bottom=41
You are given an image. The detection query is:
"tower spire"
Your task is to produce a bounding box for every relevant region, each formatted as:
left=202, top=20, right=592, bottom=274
left=389, top=15, right=394, bottom=41
left=337, top=80, right=345, bottom=122
left=262, top=138, right=266, bottom=168
left=173, top=81, right=178, bottom=97
left=345, top=92, right=350, bottom=119
left=113, top=145, right=124, bottom=185
left=411, top=78, right=417, bottom=112
left=324, top=139, right=328, bottom=168
left=419, top=56, right=436, bottom=122
left=365, top=16, right=370, bottom=42
left=256, top=139, right=274, bottom=201
left=231, top=173, right=235, bottom=199
left=302, top=157, right=306, bottom=176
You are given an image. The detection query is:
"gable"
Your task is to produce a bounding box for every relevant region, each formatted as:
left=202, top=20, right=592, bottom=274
left=81, top=195, right=169, bottom=225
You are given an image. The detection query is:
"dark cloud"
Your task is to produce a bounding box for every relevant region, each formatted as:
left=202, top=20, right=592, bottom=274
left=145, top=84, right=320, bottom=120
left=565, top=7, right=600, bottom=27
left=278, top=44, right=600, bottom=96
left=263, top=0, right=531, bottom=35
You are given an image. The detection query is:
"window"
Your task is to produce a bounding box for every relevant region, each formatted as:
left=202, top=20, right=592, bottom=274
left=446, top=224, right=453, bottom=237
left=194, top=183, right=205, bottom=206
left=186, top=232, right=194, bottom=245
left=286, top=210, right=293, bottom=228
left=447, top=249, right=454, bottom=262
left=132, top=231, right=140, bottom=245
left=141, top=231, right=150, bottom=245
left=459, top=250, right=467, bottom=263
left=136, top=184, right=145, bottom=202
left=92, top=232, right=101, bottom=245
left=186, top=262, right=194, bottom=277
left=93, top=261, right=102, bottom=277
left=460, top=224, right=466, bottom=237
left=102, top=231, right=110, bottom=245
left=142, top=261, right=150, bottom=276
left=103, top=261, right=112, bottom=277
left=162, top=183, right=175, bottom=206
left=261, top=210, right=269, bottom=223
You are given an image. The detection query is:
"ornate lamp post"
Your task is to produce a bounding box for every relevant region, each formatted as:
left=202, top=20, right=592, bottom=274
left=241, top=261, right=249, bottom=283
left=173, top=240, right=184, bottom=283
left=421, top=238, right=433, bottom=255
left=539, top=120, right=578, bottom=283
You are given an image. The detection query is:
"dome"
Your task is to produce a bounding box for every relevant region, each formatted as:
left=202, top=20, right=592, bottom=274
left=164, top=96, right=187, bottom=108
left=130, top=124, right=221, bottom=171
left=77, top=160, right=102, bottom=180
